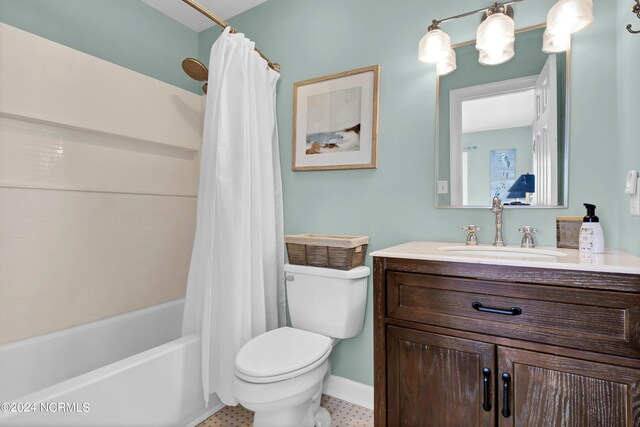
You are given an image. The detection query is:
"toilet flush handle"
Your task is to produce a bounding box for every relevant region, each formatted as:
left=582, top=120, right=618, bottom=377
left=285, top=275, right=295, bottom=282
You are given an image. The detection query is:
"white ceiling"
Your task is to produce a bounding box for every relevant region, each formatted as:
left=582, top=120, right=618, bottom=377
left=462, top=90, right=535, bottom=134
left=141, top=0, right=268, bottom=32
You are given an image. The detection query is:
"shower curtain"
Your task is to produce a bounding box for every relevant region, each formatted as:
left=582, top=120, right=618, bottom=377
left=182, top=26, right=285, bottom=406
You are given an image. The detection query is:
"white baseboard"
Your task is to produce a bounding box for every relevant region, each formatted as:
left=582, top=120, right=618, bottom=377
left=323, top=375, right=373, bottom=410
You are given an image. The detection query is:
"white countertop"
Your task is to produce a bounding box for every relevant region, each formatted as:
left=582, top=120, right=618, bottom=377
left=370, top=241, right=640, bottom=275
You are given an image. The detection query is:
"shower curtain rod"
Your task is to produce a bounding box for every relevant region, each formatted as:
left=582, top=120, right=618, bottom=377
left=181, top=0, right=280, bottom=72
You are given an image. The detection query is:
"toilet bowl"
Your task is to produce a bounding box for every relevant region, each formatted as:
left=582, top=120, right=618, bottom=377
left=233, top=264, right=370, bottom=427
left=234, top=327, right=333, bottom=427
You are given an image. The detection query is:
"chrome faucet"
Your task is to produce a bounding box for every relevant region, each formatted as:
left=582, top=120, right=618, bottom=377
left=519, top=226, right=537, bottom=248
left=462, top=225, right=482, bottom=246
left=490, top=196, right=505, bottom=246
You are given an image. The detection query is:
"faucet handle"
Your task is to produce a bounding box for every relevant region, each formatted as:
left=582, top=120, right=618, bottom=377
left=462, top=225, right=481, bottom=246
left=519, top=226, right=537, bottom=248
left=519, top=226, right=537, bottom=234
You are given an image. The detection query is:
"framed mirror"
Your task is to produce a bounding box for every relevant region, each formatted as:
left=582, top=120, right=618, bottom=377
left=436, top=25, right=569, bottom=208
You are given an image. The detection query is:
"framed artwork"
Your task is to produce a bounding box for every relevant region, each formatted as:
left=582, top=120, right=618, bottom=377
left=292, top=65, right=379, bottom=171
left=489, top=149, right=516, bottom=179
left=490, top=179, right=516, bottom=200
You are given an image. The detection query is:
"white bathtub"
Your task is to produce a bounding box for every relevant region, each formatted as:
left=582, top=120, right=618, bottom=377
left=0, top=299, right=222, bottom=426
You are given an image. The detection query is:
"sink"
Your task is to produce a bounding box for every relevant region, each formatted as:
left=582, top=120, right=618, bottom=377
left=438, top=245, right=567, bottom=259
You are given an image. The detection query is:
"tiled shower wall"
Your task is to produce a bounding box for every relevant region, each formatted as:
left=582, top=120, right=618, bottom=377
left=0, top=24, right=204, bottom=345
left=0, top=188, right=196, bottom=345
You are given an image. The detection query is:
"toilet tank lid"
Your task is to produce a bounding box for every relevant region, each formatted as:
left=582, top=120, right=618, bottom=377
left=284, top=264, right=370, bottom=279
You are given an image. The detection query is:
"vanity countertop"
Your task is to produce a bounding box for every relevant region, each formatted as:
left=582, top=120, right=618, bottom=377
left=370, top=241, right=640, bottom=275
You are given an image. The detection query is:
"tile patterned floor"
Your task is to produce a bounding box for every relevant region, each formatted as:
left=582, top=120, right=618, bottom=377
left=197, top=394, right=373, bottom=427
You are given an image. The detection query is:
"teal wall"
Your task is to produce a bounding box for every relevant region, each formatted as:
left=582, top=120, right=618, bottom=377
left=616, top=3, right=640, bottom=255
left=0, top=0, right=201, bottom=93
left=464, top=127, right=533, bottom=206
left=211, top=0, right=623, bottom=386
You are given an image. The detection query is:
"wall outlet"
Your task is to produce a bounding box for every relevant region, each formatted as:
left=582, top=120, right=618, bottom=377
left=437, top=180, right=449, bottom=194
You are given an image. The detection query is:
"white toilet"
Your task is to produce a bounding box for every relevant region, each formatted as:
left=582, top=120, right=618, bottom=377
left=233, top=263, right=370, bottom=427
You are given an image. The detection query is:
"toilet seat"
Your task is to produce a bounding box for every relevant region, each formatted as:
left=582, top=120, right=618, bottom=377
left=235, top=327, right=332, bottom=384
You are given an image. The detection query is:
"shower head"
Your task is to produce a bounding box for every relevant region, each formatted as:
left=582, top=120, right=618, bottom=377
left=182, top=58, right=208, bottom=81
left=182, top=58, right=209, bottom=94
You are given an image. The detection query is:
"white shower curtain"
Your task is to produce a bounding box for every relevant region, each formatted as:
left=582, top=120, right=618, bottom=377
left=182, top=26, right=285, bottom=406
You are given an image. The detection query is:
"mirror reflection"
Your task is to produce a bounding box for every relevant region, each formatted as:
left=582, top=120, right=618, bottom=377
left=436, top=27, right=568, bottom=208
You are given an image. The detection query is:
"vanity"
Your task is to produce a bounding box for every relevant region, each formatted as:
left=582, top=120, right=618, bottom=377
left=371, top=242, right=640, bottom=426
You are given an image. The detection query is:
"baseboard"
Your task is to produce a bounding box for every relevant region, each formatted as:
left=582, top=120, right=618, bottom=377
left=323, top=375, right=374, bottom=410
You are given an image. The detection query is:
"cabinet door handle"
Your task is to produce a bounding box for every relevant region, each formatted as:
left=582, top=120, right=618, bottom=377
left=482, top=367, right=492, bottom=412
left=501, top=372, right=511, bottom=418
left=472, top=302, right=522, bottom=316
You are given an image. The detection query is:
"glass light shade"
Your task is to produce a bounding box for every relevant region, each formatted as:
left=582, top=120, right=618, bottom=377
left=476, top=12, right=515, bottom=52
left=437, top=49, right=456, bottom=76
left=546, top=0, right=593, bottom=36
left=418, top=28, right=452, bottom=63
left=478, top=37, right=515, bottom=66
left=479, top=47, right=515, bottom=65
left=543, top=30, right=571, bottom=53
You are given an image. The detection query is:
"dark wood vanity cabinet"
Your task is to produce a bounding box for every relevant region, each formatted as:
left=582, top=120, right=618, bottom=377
left=374, top=257, right=640, bottom=426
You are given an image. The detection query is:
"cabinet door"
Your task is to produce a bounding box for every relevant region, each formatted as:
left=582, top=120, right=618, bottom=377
left=498, top=346, right=640, bottom=426
left=387, top=326, right=496, bottom=426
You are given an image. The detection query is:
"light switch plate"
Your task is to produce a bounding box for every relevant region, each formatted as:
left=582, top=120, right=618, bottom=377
left=437, top=180, right=448, bottom=194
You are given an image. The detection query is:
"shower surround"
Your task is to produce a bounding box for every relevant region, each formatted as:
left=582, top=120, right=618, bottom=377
left=0, top=22, right=204, bottom=345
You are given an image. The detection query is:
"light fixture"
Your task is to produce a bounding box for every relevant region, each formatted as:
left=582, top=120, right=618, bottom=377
left=542, top=30, right=571, bottom=53
left=437, top=49, right=457, bottom=76
left=418, top=21, right=452, bottom=63
left=418, top=1, right=523, bottom=73
left=546, top=0, right=593, bottom=36
left=476, top=4, right=516, bottom=66
left=418, top=0, right=595, bottom=73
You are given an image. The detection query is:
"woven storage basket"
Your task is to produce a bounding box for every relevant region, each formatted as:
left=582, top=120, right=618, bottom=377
left=556, top=216, right=582, bottom=249
left=285, top=234, right=369, bottom=270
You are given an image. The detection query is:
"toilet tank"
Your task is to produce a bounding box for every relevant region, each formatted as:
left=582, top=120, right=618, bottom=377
left=284, top=264, right=370, bottom=339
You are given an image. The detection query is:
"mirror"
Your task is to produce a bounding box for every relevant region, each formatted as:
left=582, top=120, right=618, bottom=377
left=436, top=26, right=569, bottom=208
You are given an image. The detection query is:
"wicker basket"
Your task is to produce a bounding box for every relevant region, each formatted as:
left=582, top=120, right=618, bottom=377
left=556, top=216, right=582, bottom=249
left=285, top=234, right=369, bottom=270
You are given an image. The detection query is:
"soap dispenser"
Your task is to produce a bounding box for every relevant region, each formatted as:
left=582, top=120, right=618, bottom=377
left=579, top=203, right=605, bottom=254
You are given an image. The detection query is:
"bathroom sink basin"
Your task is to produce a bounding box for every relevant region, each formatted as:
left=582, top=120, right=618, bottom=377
left=438, top=245, right=567, bottom=259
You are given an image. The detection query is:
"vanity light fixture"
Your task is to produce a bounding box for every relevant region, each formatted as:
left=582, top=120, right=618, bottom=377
left=418, top=1, right=523, bottom=72
left=419, top=0, right=596, bottom=73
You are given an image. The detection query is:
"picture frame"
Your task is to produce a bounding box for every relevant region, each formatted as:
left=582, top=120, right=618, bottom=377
left=292, top=65, right=380, bottom=171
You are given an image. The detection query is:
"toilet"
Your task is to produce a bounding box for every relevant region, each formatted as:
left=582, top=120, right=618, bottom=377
left=233, top=263, right=370, bottom=427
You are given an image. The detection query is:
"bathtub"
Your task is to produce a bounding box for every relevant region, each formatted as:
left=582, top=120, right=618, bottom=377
left=0, top=299, right=222, bottom=426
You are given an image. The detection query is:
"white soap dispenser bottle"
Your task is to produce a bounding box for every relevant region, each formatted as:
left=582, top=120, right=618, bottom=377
left=579, top=203, right=605, bottom=254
